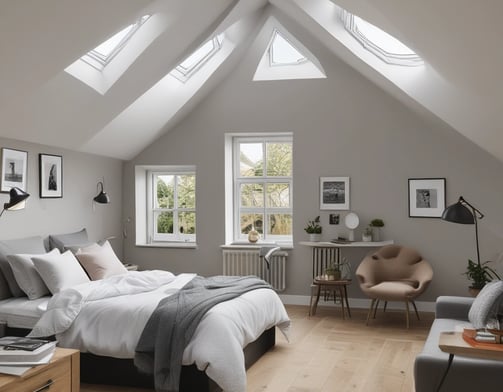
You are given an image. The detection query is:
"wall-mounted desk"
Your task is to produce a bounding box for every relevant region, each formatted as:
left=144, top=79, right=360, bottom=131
left=299, top=240, right=394, bottom=278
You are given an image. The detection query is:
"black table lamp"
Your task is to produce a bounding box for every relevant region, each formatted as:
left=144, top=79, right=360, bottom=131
left=441, top=196, right=482, bottom=266
left=0, top=187, right=30, bottom=217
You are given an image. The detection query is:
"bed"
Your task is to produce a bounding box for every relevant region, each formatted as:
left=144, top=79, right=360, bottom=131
left=0, top=233, right=291, bottom=392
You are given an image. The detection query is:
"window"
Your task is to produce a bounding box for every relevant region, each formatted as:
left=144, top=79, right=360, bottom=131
left=148, top=168, right=196, bottom=243
left=269, top=29, right=307, bottom=66
left=340, top=10, right=423, bottom=67
left=233, top=135, right=293, bottom=243
left=80, top=15, right=150, bottom=70
left=170, top=34, right=224, bottom=82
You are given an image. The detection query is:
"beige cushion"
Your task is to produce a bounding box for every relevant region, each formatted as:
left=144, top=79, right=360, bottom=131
left=6, top=249, right=59, bottom=299
left=32, top=250, right=90, bottom=294
left=75, top=241, right=128, bottom=280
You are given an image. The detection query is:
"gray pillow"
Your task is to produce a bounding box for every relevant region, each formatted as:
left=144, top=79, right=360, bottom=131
left=468, top=281, right=503, bottom=329
left=49, top=228, right=88, bottom=252
left=0, top=236, right=47, bottom=297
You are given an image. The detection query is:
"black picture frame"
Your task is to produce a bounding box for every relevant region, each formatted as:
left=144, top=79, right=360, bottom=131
left=39, top=154, right=63, bottom=198
left=1, top=148, right=28, bottom=193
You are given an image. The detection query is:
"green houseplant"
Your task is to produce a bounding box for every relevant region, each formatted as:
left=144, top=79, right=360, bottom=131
left=369, top=218, right=384, bottom=241
left=324, top=262, right=341, bottom=280
left=304, top=216, right=322, bottom=241
left=464, top=259, right=500, bottom=292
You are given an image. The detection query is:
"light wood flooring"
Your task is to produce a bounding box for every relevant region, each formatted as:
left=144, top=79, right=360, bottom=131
left=81, top=304, right=434, bottom=392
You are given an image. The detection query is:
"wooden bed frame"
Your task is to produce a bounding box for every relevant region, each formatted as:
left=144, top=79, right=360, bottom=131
left=7, top=326, right=276, bottom=392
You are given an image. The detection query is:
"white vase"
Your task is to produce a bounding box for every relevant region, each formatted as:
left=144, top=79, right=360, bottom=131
left=309, top=233, right=321, bottom=242
left=362, top=233, right=372, bottom=242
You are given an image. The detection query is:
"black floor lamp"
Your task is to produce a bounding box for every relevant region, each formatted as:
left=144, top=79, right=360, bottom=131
left=441, top=196, right=482, bottom=266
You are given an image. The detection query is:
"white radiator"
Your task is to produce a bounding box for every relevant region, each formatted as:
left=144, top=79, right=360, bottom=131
left=222, top=249, right=287, bottom=292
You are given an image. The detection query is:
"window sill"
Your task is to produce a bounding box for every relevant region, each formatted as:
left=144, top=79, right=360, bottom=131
left=136, top=242, right=198, bottom=249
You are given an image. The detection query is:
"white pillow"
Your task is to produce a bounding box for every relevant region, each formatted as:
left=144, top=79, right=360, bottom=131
left=32, top=250, right=90, bottom=294
left=6, top=249, right=59, bottom=300
left=75, top=241, right=128, bottom=280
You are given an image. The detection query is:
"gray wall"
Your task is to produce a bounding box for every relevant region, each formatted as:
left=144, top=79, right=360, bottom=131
left=123, top=24, right=503, bottom=301
left=0, top=137, right=123, bottom=256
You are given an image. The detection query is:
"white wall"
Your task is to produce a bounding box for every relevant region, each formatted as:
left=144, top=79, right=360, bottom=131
left=0, top=137, right=123, bottom=256
left=123, top=22, right=503, bottom=301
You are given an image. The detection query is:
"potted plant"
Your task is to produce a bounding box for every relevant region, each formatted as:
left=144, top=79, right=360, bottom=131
left=464, top=259, right=501, bottom=296
left=304, top=216, right=322, bottom=242
left=362, top=226, right=373, bottom=242
left=369, top=218, right=384, bottom=241
left=324, top=263, right=341, bottom=280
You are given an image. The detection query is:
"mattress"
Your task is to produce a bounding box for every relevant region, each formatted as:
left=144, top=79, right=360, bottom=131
left=0, top=296, right=50, bottom=329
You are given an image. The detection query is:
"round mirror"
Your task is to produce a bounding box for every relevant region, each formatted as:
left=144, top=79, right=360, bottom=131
left=344, top=212, right=360, bottom=230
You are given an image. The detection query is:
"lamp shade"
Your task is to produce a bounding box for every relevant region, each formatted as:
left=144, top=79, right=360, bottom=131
left=93, top=182, right=110, bottom=204
left=441, top=199, right=475, bottom=224
left=4, top=187, right=30, bottom=211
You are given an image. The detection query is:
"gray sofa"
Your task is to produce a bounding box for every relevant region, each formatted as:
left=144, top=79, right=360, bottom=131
left=414, top=296, right=502, bottom=392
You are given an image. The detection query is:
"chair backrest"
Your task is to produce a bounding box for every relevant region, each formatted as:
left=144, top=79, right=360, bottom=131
left=356, top=245, right=433, bottom=285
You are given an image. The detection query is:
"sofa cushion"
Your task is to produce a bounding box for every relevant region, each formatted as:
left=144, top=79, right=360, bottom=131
left=468, top=281, right=503, bottom=329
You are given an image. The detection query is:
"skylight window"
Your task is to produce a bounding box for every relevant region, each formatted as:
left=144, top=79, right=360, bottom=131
left=269, top=29, right=307, bottom=66
left=81, top=15, right=150, bottom=70
left=341, top=10, right=423, bottom=67
left=170, top=34, right=224, bottom=82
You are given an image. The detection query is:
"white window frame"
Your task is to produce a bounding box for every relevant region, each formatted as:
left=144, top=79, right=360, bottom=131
left=232, top=135, right=293, bottom=243
left=147, top=167, right=196, bottom=244
left=340, top=10, right=423, bottom=67
left=268, top=29, right=308, bottom=67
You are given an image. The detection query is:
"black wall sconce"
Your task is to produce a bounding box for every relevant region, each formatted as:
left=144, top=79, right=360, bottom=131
left=93, top=181, right=110, bottom=204
left=0, top=187, right=30, bottom=217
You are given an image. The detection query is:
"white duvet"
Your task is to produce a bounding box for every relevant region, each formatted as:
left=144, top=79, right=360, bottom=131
left=29, top=270, right=290, bottom=391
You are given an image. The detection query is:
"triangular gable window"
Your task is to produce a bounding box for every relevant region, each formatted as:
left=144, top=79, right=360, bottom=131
left=81, top=15, right=150, bottom=70
left=269, top=30, right=307, bottom=66
left=170, top=35, right=224, bottom=82
left=254, top=28, right=326, bottom=81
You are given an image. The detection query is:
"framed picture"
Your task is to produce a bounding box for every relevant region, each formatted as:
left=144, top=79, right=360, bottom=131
left=320, top=177, right=350, bottom=210
left=1, top=148, right=28, bottom=193
left=39, top=154, right=63, bottom=198
left=408, top=178, right=446, bottom=218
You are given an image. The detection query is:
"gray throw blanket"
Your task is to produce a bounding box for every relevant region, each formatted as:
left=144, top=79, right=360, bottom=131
left=134, top=275, right=272, bottom=392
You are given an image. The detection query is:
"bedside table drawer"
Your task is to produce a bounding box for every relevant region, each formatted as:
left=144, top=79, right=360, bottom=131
left=0, top=354, right=71, bottom=392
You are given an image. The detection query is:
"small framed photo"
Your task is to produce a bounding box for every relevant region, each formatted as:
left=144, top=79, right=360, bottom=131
left=39, top=154, right=63, bottom=198
left=1, top=148, right=28, bottom=193
left=320, top=177, right=350, bottom=210
left=408, top=178, right=446, bottom=218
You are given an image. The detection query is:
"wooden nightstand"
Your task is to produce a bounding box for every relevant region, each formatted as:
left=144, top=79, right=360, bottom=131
left=0, top=347, right=80, bottom=392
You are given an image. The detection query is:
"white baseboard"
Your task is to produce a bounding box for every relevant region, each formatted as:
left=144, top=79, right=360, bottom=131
left=279, top=294, right=435, bottom=313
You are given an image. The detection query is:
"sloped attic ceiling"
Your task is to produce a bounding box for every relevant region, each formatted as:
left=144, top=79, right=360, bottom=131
left=1, top=0, right=502, bottom=161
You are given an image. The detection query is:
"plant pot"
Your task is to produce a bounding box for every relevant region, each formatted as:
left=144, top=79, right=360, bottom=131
left=362, top=233, right=372, bottom=242
left=468, top=287, right=481, bottom=297
left=372, top=227, right=380, bottom=242
left=309, top=233, right=322, bottom=242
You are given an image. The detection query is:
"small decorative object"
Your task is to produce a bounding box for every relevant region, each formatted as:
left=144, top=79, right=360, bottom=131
left=1, top=148, right=28, bottom=192
left=247, top=227, right=260, bottom=243
left=362, top=227, right=373, bottom=242
left=464, top=259, right=500, bottom=296
left=320, top=177, right=350, bottom=210
left=329, top=213, right=339, bottom=225
left=304, top=216, right=322, bottom=242
left=408, top=178, right=446, bottom=218
left=369, top=218, right=384, bottom=241
left=39, top=154, right=63, bottom=198
left=344, top=212, right=359, bottom=241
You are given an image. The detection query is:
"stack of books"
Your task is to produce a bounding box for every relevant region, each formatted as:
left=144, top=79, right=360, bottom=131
left=0, top=337, right=56, bottom=376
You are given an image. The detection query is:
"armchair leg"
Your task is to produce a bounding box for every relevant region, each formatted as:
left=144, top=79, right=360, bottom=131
left=373, top=300, right=380, bottom=319
left=366, top=299, right=376, bottom=325
left=383, top=301, right=388, bottom=313
left=411, top=300, right=420, bottom=320
left=405, top=301, right=410, bottom=329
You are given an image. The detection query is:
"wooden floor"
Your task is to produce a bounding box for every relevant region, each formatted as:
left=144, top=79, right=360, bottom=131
left=81, top=304, right=434, bottom=392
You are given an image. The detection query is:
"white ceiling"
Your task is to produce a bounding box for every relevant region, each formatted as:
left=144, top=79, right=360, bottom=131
left=1, top=0, right=502, bottom=161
